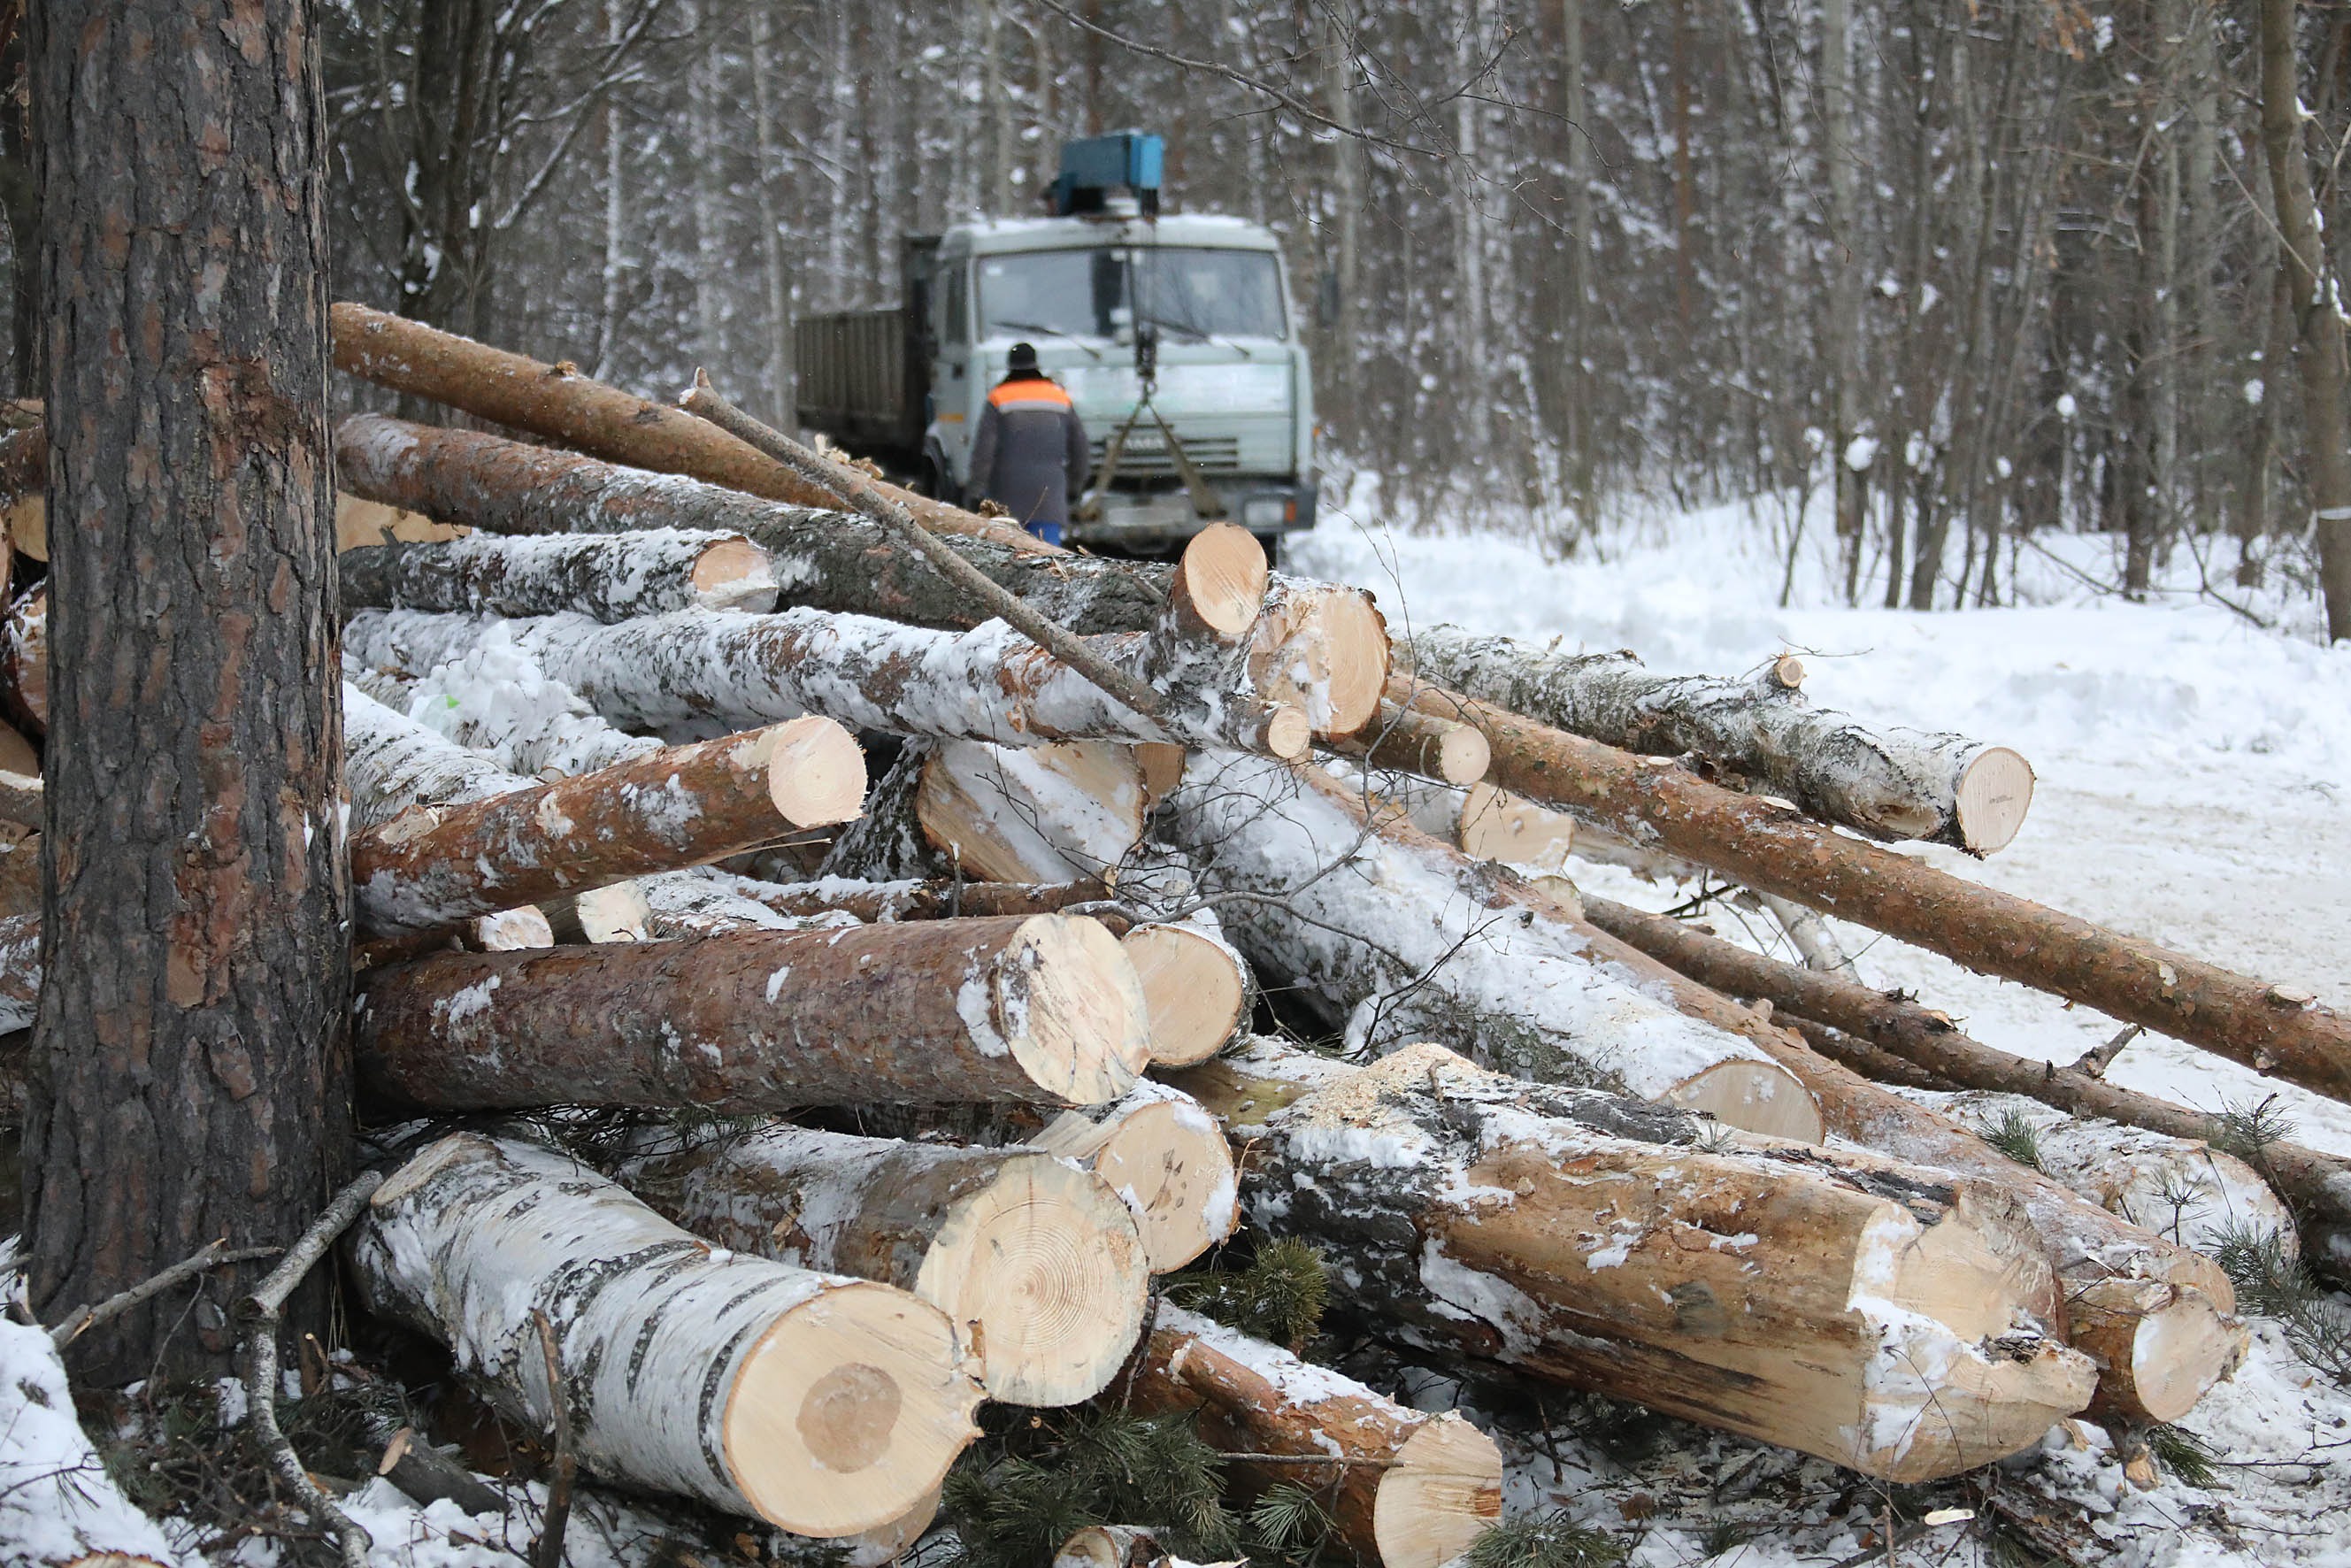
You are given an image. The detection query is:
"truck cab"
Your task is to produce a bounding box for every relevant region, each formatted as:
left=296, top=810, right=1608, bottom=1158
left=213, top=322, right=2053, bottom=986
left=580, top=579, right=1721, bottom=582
left=797, top=134, right=1318, bottom=558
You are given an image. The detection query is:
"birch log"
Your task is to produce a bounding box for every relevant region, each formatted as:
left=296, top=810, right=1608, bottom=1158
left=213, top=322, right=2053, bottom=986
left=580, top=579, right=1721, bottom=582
left=725, top=875, right=1108, bottom=923
left=1, top=585, right=43, bottom=738
left=355, top=915, right=1149, bottom=1111
left=363, top=629, right=665, bottom=779
left=328, top=304, right=1048, bottom=552
left=621, top=1125, right=1149, bottom=1406
left=1126, top=1307, right=1504, bottom=1568
left=914, top=739, right=1148, bottom=884
left=0, top=911, right=35, bottom=1032
left=1400, top=626, right=2034, bottom=851
left=344, top=1134, right=983, bottom=1534
left=1169, top=1041, right=2096, bottom=1482
left=1164, top=752, right=1823, bottom=1141
left=1579, top=888, right=2351, bottom=1280
left=342, top=529, right=778, bottom=620
left=344, top=606, right=1308, bottom=758
left=1392, top=676, right=2351, bottom=1107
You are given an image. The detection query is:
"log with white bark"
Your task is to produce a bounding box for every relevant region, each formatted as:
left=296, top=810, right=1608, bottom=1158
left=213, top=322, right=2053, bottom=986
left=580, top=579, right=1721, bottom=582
left=1055, top=1526, right=1242, bottom=1568
left=1399, top=626, right=2035, bottom=851
left=354, top=914, right=1149, bottom=1111
left=355, top=629, right=665, bottom=779
left=726, top=874, right=1108, bottom=924
left=0, top=911, right=35, bottom=1032
left=1168, top=1039, right=2096, bottom=1482
left=346, top=688, right=864, bottom=937
left=1164, top=752, right=1824, bottom=1141
left=342, top=528, right=778, bottom=620
left=333, top=410, right=1386, bottom=738
left=619, top=1124, right=1149, bottom=1406
left=343, top=684, right=532, bottom=830
left=1392, top=675, right=2351, bottom=1109
left=635, top=868, right=824, bottom=938
left=1126, top=1306, right=1504, bottom=1568
left=1577, top=888, right=2351, bottom=1279
left=0, top=1315, right=193, bottom=1568
left=345, top=604, right=1309, bottom=758
left=344, top=1134, right=984, bottom=1535
left=2, top=584, right=43, bottom=738
left=914, top=739, right=1147, bottom=885
left=1326, top=701, right=1489, bottom=787
left=773, top=1491, right=942, bottom=1568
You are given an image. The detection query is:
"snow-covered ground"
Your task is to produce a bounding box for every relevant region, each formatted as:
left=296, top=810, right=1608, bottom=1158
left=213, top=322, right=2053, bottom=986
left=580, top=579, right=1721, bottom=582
left=1295, top=492, right=2351, bottom=1566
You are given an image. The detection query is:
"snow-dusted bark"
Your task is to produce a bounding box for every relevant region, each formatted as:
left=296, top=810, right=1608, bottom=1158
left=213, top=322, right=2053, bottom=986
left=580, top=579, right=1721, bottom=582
left=356, top=626, right=665, bottom=778
left=354, top=914, right=1149, bottom=1111
left=1400, top=625, right=2035, bottom=851
left=1128, top=1306, right=1503, bottom=1568
left=620, top=1123, right=1149, bottom=1406
left=344, top=605, right=1300, bottom=756
left=344, top=1134, right=983, bottom=1535
left=914, top=739, right=1148, bottom=885
left=1171, top=1040, right=2095, bottom=1483
left=344, top=683, right=522, bottom=830
left=0, top=911, right=35, bottom=1031
left=1164, top=752, right=1823, bottom=1141
left=342, top=528, right=778, bottom=621
left=636, top=868, right=830, bottom=937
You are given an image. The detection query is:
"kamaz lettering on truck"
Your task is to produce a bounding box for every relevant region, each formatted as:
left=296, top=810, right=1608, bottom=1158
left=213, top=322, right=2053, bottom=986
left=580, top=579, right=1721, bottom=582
left=795, top=132, right=1319, bottom=561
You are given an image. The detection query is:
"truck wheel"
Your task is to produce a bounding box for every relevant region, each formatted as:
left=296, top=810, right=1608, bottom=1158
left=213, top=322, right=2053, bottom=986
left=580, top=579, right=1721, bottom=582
left=1251, top=532, right=1282, bottom=570
left=919, top=457, right=953, bottom=502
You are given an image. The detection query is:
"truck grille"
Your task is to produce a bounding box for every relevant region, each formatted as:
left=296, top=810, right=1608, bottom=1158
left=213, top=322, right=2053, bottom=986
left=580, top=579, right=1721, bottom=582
left=1088, top=434, right=1243, bottom=477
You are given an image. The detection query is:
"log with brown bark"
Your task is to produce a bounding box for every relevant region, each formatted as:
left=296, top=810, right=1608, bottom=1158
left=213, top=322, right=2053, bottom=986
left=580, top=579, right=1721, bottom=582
left=329, top=302, right=1048, bottom=553
left=1167, top=1039, right=2096, bottom=1483
left=1579, top=889, right=2351, bottom=1280
left=1392, top=675, right=2351, bottom=1107
left=334, top=412, right=1387, bottom=738
left=355, top=914, right=1149, bottom=1112
left=0, top=768, right=40, bottom=830
left=620, top=1124, right=1149, bottom=1407
left=1326, top=701, right=1489, bottom=787
left=1165, top=752, right=1825, bottom=1141
left=342, top=529, right=779, bottom=621
left=0, top=824, right=35, bottom=920
left=1400, top=626, right=2034, bottom=851
left=345, top=604, right=1310, bottom=760
left=345, top=1133, right=984, bottom=1536
left=1126, top=1307, right=1504, bottom=1568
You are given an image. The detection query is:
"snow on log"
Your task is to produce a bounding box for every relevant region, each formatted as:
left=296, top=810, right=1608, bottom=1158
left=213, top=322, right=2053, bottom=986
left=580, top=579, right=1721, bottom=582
left=1326, top=701, right=1489, bottom=787
left=1023, top=1080, right=1241, bottom=1272
left=0, top=767, right=42, bottom=829
left=1579, top=889, right=2351, bottom=1280
left=328, top=304, right=1049, bottom=553
left=1393, top=676, right=2351, bottom=1110
left=354, top=914, right=1149, bottom=1111
left=915, top=740, right=1147, bottom=884
left=724, top=874, right=1109, bottom=924
left=1126, top=1305, right=1503, bottom=1568
left=368, top=626, right=667, bottom=778
left=2, top=584, right=44, bottom=738
left=1399, top=626, right=2035, bottom=852
left=344, top=605, right=1308, bottom=758
left=343, top=1133, right=983, bottom=1535
left=620, top=1125, right=1149, bottom=1406
left=1164, top=752, right=1823, bottom=1141
left=0, top=911, right=32, bottom=1032
left=637, top=868, right=825, bottom=937
left=0, top=1317, right=190, bottom=1566
left=344, top=684, right=527, bottom=830
left=1168, top=1040, right=2095, bottom=1483
left=342, top=528, right=778, bottom=620
left=349, top=705, right=864, bottom=937
left=1889, top=1088, right=2297, bottom=1257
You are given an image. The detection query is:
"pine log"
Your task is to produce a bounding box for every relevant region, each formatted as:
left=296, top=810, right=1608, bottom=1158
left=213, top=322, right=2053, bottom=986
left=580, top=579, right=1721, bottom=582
left=1025, top=1080, right=1241, bottom=1271
left=636, top=868, right=822, bottom=938
left=342, top=529, right=778, bottom=621
left=542, top=881, right=655, bottom=944
left=725, top=874, right=1108, bottom=924
left=1120, top=918, right=1254, bottom=1068
left=1327, top=701, right=1489, bottom=787
left=1164, top=752, right=1824, bottom=1141
left=1169, top=1041, right=2096, bottom=1482
left=329, top=303, right=1049, bottom=552
left=1399, top=626, right=2035, bottom=851
left=621, top=1125, right=1149, bottom=1407
left=0, top=911, right=35, bottom=1032
left=0, top=768, right=41, bottom=829
left=349, top=700, right=864, bottom=937
left=344, top=1134, right=983, bottom=1534
left=915, top=739, right=1148, bottom=884
left=1, top=585, right=43, bottom=738
left=354, top=914, right=1149, bottom=1112
left=1126, top=1307, right=1504, bottom=1568
left=1579, top=888, right=2351, bottom=1279
left=1392, top=675, right=2351, bottom=1106
left=345, top=605, right=1308, bottom=759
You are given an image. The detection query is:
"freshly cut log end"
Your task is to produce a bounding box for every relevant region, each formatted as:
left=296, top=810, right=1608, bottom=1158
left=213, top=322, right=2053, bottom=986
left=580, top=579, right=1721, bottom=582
left=1174, top=523, right=1271, bottom=641
left=542, top=880, right=652, bottom=943
left=1259, top=704, right=1314, bottom=762
left=1333, top=703, right=1489, bottom=787
left=0, top=728, right=36, bottom=781
left=764, top=714, right=870, bottom=828
left=1032, top=1085, right=1241, bottom=1272
left=915, top=740, right=1146, bottom=885
left=1661, top=1057, right=1827, bottom=1144
left=2070, top=1278, right=2247, bottom=1426
left=1373, top=1415, right=1508, bottom=1568
left=1002, top=914, right=1156, bottom=1106
left=1122, top=922, right=1250, bottom=1068
left=1135, top=743, right=1187, bottom=810
left=1955, top=745, right=2035, bottom=855
left=1456, top=781, right=1575, bottom=872
left=1257, top=588, right=1389, bottom=739
left=476, top=906, right=557, bottom=950
left=779, top=1488, right=942, bottom=1568
left=689, top=534, right=784, bottom=610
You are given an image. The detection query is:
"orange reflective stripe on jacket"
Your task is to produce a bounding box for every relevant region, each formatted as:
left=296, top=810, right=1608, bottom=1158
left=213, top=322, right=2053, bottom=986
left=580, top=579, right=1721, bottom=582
left=987, top=378, right=1073, bottom=412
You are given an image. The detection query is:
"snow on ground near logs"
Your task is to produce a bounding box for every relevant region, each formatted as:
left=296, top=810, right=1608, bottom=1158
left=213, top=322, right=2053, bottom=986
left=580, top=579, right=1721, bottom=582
left=1296, top=495, right=2351, bottom=1565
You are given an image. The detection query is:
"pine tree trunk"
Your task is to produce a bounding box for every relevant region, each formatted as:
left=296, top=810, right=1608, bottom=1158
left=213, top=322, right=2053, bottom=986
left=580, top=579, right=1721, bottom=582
left=26, top=0, right=348, bottom=1381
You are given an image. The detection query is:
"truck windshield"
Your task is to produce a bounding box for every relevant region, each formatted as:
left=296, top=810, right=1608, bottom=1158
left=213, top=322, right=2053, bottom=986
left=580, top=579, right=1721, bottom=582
left=974, top=247, right=1286, bottom=342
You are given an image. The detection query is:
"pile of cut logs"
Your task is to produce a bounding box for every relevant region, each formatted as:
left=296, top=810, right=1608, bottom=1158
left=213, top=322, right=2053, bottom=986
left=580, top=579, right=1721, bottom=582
left=6, top=305, right=2348, bottom=1563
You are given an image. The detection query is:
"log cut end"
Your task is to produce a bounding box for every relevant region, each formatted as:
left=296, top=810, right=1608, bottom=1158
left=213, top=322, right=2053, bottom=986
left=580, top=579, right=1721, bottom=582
left=1035, top=1088, right=1241, bottom=1272
left=1134, top=743, right=1187, bottom=811
left=1456, top=781, right=1576, bottom=872
left=1371, top=1413, right=1506, bottom=1568
left=1123, top=923, right=1249, bottom=1068
left=690, top=534, right=783, bottom=611
left=542, top=880, right=653, bottom=943
left=1259, top=704, right=1314, bottom=762
left=1662, top=1057, right=1826, bottom=1144
left=1255, top=588, right=1389, bottom=739
left=911, top=1150, right=1150, bottom=1406
left=763, top=715, right=870, bottom=828
left=779, top=1487, right=942, bottom=1568
left=1173, top=523, right=1272, bottom=641
left=475, top=905, right=557, bottom=950
left=726, top=1278, right=985, bottom=1536
left=995, top=915, right=1152, bottom=1105
left=1954, top=746, right=2035, bottom=854
left=2071, top=1277, right=2247, bottom=1426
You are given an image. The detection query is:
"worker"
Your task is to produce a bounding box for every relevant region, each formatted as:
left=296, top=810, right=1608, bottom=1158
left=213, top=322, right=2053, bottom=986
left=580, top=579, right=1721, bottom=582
left=967, top=342, right=1088, bottom=545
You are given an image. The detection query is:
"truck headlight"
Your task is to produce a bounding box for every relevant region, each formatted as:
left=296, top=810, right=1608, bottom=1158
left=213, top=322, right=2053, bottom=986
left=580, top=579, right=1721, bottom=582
left=1241, top=496, right=1293, bottom=527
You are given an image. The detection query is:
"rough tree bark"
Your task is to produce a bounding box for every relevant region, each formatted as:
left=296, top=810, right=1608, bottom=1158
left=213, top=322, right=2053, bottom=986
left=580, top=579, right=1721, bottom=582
left=26, top=0, right=349, bottom=1380
left=341, top=529, right=779, bottom=621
